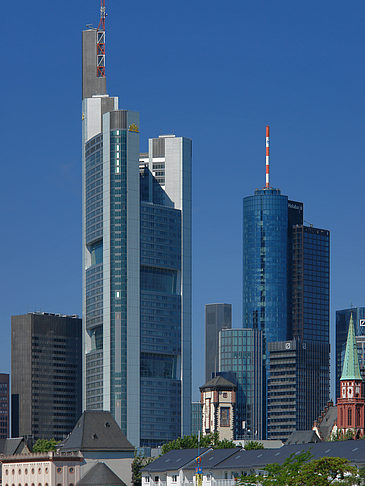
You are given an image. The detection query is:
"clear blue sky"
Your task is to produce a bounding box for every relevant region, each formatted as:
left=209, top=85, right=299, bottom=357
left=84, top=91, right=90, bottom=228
left=2, top=0, right=365, bottom=401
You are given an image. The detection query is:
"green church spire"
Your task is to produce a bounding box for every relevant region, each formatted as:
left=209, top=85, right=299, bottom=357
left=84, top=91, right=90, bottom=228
left=340, top=313, right=362, bottom=381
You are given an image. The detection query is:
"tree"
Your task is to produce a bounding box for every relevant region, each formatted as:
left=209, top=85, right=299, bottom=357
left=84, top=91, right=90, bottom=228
left=295, top=457, right=358, bottom=486
left=32, top=438, right=59, bottom=453
left=238, top=450, right=312, bottom=486
left=132, top=454, right=154, bottom=486
left=161, top=432, right=235, bottom=455
left=238, top=453, right=359, bottom=486
left=244, top=441, right=264, bottom=451
left=330, top=429, right=356, bottom=441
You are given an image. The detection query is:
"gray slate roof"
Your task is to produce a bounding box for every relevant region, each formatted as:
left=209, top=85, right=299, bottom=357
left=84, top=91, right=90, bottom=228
left=183, top=449, right=239, bottom=470
left=60, top=411, right=134, bottom=453
left=286, top=430, right=321, bottom=445
left=200, top=376, right=236, bottom=391
left=215, top=441, right=365, bottom=469
left=143, top=441, right=365, bottom=473
left=0, top=438, right=26, bottom=455
left=143, top=449, right=209, bottom=472
left=77, top=462, right=126, bottom=486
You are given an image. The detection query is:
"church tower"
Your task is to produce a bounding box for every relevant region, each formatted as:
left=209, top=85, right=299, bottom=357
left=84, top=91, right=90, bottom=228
left=337, top=314, right=365, bottom=438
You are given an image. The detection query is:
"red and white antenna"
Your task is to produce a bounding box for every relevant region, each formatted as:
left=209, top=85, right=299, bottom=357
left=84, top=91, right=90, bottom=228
left=97, top=0, right=106, bottom=78
left=265, top=125, right=270, bottom=188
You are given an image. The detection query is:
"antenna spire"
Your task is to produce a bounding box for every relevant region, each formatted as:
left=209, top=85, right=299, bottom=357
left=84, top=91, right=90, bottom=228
left=265, top=125, right=270, bottom=188
left=97, top=0, right=106, bottom=78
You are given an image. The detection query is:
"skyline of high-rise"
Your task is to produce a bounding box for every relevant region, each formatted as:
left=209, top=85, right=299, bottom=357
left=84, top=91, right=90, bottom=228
left=82, top=5, right=192, bottom=447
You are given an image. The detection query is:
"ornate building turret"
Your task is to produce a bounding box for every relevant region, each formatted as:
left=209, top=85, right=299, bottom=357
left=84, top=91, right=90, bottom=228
left=337, top=314, right=365, bottom=438
left=200, top=376, right=236, bottom=440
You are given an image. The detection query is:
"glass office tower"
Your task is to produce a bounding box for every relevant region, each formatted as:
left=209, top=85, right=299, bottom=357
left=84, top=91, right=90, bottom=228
left=82, top=22, right=191, bottom=447
left=219, top=328, right=264, bottom=439
left=242, top=183, right=330, bottom=438
left=205, top=304, right=232, bottom=382
left=243, top=189, right=288, bottom=342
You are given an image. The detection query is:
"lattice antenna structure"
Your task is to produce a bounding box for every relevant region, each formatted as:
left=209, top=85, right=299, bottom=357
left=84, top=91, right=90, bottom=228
left=97, top=0, right=106, bottom=78
left=265, top=125, right=270, bottom=188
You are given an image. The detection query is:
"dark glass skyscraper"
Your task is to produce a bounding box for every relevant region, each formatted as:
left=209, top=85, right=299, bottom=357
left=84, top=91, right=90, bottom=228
left=205, top=304, right=232, bottom=382
left=243, top=172, right=329, bottom=438
left=11, top=313, right=82, bottom=441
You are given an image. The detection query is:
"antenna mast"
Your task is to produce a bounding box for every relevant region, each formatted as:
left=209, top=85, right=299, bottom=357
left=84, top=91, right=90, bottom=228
left=265, top=125, right=270, bottom=188
left=97, top=0, right=106, bottom=78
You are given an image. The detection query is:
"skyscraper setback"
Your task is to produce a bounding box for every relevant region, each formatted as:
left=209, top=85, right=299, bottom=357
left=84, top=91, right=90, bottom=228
left=242, top=127, right=330, bottom=439
left=82, top=4, right=191, bottom=447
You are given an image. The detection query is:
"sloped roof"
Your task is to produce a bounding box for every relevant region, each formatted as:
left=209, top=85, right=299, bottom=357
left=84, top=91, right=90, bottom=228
left=341, top=313, right=362, bottom=381
left=0, top=438, right=27, bottom=455
left=317, top=405, right=337, bottom=441
left=142, top=448, right=210, bottom=472
left=60, top=411, right=134, bottom=452
left=286, top=431, right=320, bottom=445
left=200, top=376, right=236, bottom=391
left=77, top=462, right=126, bottom=486
left=183, top=448, right=239, bottom=469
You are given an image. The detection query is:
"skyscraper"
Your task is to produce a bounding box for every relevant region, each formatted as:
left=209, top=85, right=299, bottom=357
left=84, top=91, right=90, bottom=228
left=219, top=328, right=264, bottom=439
left=0, top=374, right=9, bottom=438
left=82, top=5, right=191, bottom=447
left=11, top=313, right=82, bottom=441
left=242, top=127, right=330, bottom=437
left=267, top=339, right=330, bottom=441
left=205, top=304, right=232, bottom=382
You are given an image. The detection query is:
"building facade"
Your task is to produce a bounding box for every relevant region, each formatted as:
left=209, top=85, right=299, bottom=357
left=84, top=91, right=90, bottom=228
left=200, top=376, right=236, bottom=441
left=191, top=402, right=202, bottom=435
left=205, top=304, right=232, bottom=382
left=0, top=374, right=9, bottom=438
left=267, top=339, right=330, bottom=441
left=11, top=313, right=82, bottom=441
left=219, top=328, right=264, bottom=439
left=336, top=307, right=365, bottom=400
left=82, top=13, right=192, bottom=447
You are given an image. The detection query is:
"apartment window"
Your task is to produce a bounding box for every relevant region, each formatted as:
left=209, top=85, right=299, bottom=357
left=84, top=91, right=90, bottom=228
left=145, top=478, right=150, bottom=483
left=172, top=476, right=178, bottom=483
left=220, top=407, right=230, bottom=427
left=154, top=477, right=159, bottom=482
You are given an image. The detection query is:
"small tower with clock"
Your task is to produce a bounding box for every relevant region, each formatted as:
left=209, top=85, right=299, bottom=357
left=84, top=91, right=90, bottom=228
left=337, top=314, right=365, bottom=438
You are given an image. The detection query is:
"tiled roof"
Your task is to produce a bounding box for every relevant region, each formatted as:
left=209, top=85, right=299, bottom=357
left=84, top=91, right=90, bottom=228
left=77, top=462, right=126, bottom=486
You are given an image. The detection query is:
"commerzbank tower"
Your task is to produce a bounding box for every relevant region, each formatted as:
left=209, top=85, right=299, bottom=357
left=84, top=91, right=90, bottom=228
left=81, top=1, right=192, bottom=447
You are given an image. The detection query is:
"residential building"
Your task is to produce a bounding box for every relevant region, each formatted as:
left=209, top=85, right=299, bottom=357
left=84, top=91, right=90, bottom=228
left=336, top=307, right=365, bottom=399
left=82, top=6, right=192, bottom=447
left=0, top=374, right=9, bottom=438
left=200, top=376, right=236, bottom=440
left=205, top=304, right=232, bottom=382
left=191, top=402, right=202, bottom=435
left=141, top=442, right=365, bottom=486
left=11, top=312, right=82, bottom=441
left=242, top=136, right=330, bottom=437
left=218, top=328, right=264, bottom=439
left=267, top=339, right=330, bottom=441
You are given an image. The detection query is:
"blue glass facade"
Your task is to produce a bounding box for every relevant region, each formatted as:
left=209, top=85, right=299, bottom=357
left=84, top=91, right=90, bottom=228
left=243, top=188, right=288, bottom=343
left=219, top=328, right=264, bottom=439
left=140, top=200, right=182, bottom=446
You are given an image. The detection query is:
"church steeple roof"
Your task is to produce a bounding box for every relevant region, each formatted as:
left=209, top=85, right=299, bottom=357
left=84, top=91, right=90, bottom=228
left=340, top=314, right=362, bottom=381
